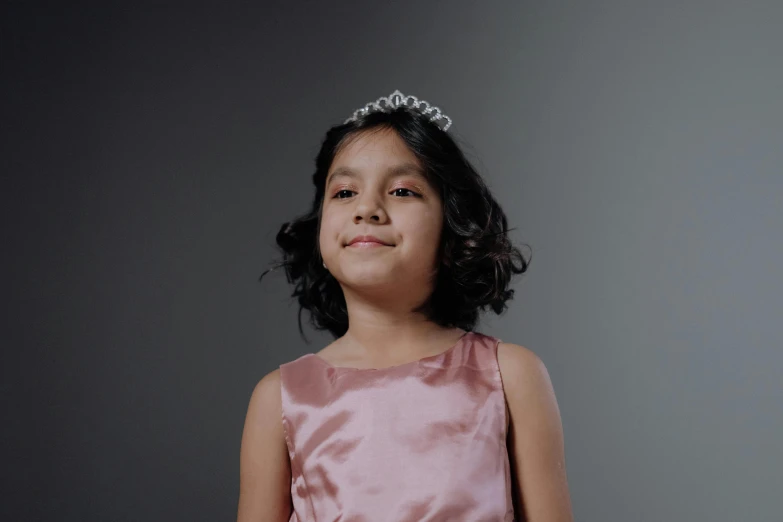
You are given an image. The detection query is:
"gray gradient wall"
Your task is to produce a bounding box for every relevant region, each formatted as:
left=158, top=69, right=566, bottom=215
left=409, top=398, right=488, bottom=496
left=3, top=2, right=781, bottom=521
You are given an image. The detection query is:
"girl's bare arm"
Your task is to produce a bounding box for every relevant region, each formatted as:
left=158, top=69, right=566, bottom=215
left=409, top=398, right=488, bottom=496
left=498, top=343, right=574, bottom=522
left=237, top=369, right=292, bottom=522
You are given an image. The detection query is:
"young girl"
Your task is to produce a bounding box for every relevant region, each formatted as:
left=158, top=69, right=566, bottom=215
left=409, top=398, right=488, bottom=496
left=237, top=90, right=574, bottom=522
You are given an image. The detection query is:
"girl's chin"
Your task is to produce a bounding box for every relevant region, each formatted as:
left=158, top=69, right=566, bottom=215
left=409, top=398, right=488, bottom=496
left=338, top=268, right=402, bottom=284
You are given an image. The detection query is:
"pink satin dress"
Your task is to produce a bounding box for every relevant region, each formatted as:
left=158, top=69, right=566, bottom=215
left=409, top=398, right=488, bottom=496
left=279, top=330, right=515, bottom=521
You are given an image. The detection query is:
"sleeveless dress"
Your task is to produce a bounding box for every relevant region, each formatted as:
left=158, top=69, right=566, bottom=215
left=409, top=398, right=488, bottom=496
left=279, top=331, right=515, bottom=522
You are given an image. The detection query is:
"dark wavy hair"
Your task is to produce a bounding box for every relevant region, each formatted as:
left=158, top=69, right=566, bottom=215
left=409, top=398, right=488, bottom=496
left=260, top=107, right=531, bottom=340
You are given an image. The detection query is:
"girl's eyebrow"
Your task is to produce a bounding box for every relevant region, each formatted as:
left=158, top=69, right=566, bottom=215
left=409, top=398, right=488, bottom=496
left=326, top=163, right=426, bottom=186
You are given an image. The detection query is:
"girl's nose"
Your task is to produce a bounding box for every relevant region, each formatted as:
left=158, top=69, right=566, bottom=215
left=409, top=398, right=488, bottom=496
left=353, top=195, right=388, bottom=224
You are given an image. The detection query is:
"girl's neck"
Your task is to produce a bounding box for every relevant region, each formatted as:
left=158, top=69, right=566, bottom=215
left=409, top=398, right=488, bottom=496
left=335, top=286, right=460, bottom=361
left=340, top=322, right=466, bottom=363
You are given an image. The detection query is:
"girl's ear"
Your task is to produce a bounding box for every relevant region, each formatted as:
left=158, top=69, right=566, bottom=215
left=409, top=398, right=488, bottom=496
left=440, top=241, right=452, bottom=267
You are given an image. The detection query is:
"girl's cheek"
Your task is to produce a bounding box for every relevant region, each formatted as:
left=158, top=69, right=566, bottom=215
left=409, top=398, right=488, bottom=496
left=320, top=217, right=341, bottom=245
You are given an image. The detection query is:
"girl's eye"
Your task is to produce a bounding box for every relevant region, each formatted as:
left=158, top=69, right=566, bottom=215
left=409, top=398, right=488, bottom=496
left=333, top=188, right=420, bottom=199
left=333, top=189, right=355, bottom=199
left=392, top=188, right=419, bottom=197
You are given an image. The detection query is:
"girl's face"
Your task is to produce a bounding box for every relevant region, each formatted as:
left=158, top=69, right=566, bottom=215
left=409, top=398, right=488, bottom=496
left=319, top=128, right=444, bottom=297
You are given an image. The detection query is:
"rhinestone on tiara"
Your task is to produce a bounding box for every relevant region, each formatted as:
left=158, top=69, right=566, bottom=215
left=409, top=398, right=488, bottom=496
left=343, top=89, right=453, bottom=131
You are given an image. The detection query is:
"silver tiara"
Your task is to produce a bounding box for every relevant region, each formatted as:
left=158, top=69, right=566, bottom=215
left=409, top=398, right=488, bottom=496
left=343, top=89, right=453, bottom=131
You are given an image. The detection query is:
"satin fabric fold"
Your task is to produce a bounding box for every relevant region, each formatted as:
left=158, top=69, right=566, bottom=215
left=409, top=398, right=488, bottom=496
left=280, top=331, right=515, bottom=521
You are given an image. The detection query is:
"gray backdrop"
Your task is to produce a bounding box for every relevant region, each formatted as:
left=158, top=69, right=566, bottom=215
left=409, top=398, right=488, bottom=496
left=3, top=2, right=781, bottom=521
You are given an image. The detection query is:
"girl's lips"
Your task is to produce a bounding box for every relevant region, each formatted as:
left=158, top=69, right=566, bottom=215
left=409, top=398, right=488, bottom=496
left=347, top=235, right=393, bottom=246
left=347, top=241, right=391, bottom=248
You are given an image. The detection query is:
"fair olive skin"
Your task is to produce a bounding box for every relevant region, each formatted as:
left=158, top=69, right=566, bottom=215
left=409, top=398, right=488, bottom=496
left=237, top=128, right=574, bottom=521
left=317, top=127, right=461, bottom=366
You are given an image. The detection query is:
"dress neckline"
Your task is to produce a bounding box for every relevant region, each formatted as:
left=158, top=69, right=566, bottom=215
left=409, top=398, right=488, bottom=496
left=307, top=331, right=473, bottom=372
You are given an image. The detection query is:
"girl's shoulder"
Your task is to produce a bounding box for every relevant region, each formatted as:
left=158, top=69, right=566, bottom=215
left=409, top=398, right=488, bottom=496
left=495, top=340, right=557, bottom=424
left=248, top=367, right=283, bottom=411
left=496, top=340, right=546, bottom=382
left=278, top=337, right=343, bottom=370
